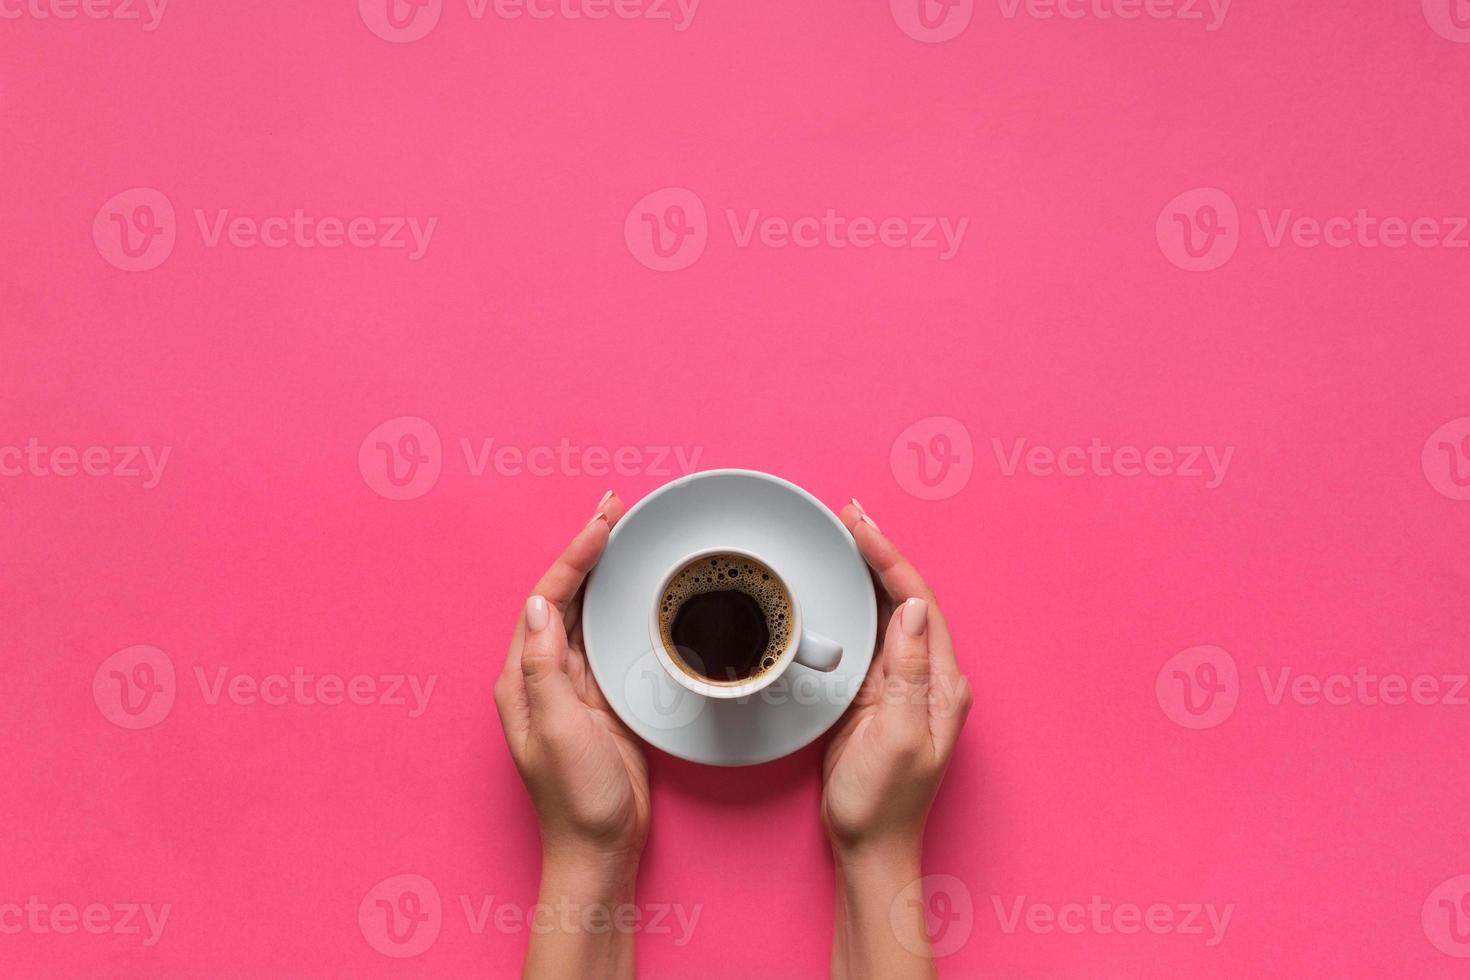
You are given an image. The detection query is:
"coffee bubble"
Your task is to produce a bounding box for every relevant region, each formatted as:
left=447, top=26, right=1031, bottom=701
left=658, top=554, right=792, bottom=681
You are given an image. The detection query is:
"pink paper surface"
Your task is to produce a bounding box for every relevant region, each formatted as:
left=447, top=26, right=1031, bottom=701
left=4, top=1, right=1470, bottom=976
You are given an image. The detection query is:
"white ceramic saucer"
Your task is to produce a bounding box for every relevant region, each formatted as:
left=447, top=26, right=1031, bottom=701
left=582, top=470, right=878, bottom=767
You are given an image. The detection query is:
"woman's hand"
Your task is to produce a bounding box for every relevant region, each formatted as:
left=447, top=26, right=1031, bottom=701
left=494, top=491, right=649, bottom=980
left=822, top=499, right=972, bottom=979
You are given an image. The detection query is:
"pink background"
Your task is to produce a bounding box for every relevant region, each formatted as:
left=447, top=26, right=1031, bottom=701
left=4, top=1, right=1470, bottom=976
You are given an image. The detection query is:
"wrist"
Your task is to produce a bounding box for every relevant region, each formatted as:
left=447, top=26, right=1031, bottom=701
left=528, top=842, right=640, bottom=980
left=829, top=838, right=935, bottom=980
left=831, top=834, right=923, bottom=878
left=541, top=839, right=641, bottom=893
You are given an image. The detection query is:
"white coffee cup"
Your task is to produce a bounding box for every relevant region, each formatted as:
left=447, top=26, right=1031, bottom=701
left=648, top=546, right=843, bottom=700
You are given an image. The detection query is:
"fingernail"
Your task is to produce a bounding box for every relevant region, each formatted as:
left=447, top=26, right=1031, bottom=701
left=589, top=490, right=613, bottom=524
left=900, top=597, right=927, bottom=636
left=851, top=498, right=881, bottom=532
left=525, top=595, right=549, bottom=633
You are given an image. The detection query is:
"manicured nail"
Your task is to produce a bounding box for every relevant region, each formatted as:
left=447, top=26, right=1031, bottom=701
left=589, top=490, right=613, bottom=524
left=900, top=597, right=927, bottom=637
left=525, top=595, right=549, bottom=633
left=850, top=498, right=881, bottom=532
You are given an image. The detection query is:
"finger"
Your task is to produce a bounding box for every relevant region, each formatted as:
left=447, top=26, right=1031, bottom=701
left=493, top=637, right=529, bottom=745
left=851, top=516, right=934, bottom=605
left=563, top=489, right=630, bottom=633
left=531, top=492, right=624, bottom=616
left=876, top=597, right=931, bottom=738
left=848, top=633, right=888, bottom=709
left=845, top=501, right=958, bottom=674
left=518, top=595, right=582, bottom=719
left=845, top=498, right=969, bottom=747
left=600, top=491, right=628, bottom=529
left=840, top=500, right=896, bottom=618
left=496, top=614, right=532, bottom=745
left=930, top=671, right=973, bottom=754
left=838, top=499, right=868, bottom=534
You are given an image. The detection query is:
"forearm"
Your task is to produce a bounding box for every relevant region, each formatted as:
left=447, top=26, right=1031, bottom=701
left=524, top=846, right=640, bottom=980
left=831, top=843, right=937, bottom=980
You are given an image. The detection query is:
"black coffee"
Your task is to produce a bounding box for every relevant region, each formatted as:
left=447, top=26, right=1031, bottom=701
left=658, top=553, right=792, bottom=683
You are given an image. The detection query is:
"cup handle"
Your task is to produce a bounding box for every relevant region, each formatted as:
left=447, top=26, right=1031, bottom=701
left=793, top=630, right=843, bottom=672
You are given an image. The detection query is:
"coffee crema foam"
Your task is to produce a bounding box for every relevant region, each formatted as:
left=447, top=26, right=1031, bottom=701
left=658, top=554, right=792, bottom=682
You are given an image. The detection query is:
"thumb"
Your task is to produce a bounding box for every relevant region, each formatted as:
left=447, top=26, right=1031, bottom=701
left=520, top=595, right=581, bottom=716
left=879, top=597, right=931, bottom=733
